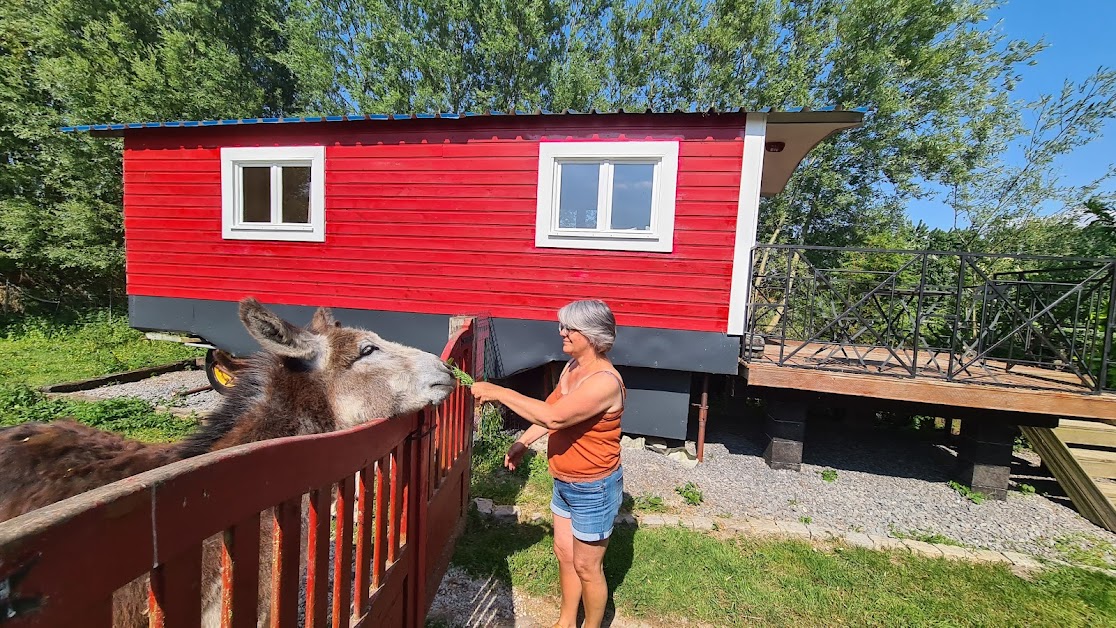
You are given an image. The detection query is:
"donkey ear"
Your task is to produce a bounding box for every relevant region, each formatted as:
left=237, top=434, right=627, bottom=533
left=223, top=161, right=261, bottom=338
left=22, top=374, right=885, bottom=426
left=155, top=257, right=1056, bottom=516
left=239, top=297, right=319, bottom=359
left=308, top=306, right=336, bottom=333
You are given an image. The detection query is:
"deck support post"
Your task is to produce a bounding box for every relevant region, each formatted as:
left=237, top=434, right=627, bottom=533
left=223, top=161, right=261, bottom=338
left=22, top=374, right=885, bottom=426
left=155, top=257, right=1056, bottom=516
left=764, top=399, right=807, bottom=471
left=955, top=420, right=1016, bottom=501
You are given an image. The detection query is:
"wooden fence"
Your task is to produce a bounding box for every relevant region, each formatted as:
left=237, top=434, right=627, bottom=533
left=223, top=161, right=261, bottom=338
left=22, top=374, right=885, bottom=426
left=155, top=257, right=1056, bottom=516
left=0, top=317, right=485, bottom=627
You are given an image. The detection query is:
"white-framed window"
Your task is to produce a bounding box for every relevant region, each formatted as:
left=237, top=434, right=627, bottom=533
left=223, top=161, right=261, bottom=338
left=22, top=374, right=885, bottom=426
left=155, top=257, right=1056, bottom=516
left=534, top=140, right=679, bottom=253
left=221, top=146, right=325, bottom=242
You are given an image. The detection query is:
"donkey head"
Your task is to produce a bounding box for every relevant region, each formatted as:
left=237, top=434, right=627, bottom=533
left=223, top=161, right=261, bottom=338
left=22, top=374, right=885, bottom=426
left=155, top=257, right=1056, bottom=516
left=239, top=298, right=456, bottom=427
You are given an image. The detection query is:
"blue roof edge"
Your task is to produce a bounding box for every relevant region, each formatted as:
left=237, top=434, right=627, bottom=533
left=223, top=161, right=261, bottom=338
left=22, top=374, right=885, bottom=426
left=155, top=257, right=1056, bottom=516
left=59, top=106, right=869, bottom=133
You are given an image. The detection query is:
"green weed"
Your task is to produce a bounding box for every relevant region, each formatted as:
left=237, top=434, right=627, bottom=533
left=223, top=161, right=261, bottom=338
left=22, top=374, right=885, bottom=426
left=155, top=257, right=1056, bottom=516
left=675, top=481, right=703, bottom=506
left=948, top=480, right=986, bottom=504
left=0, top=383, right=197, bottom=443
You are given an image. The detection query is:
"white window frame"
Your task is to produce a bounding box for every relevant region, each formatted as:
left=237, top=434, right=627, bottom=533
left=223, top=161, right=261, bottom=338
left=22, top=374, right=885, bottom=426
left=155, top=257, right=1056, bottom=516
left=221, top=146, right=326, bottom=242
left=535, top=140, right=679, bottom=253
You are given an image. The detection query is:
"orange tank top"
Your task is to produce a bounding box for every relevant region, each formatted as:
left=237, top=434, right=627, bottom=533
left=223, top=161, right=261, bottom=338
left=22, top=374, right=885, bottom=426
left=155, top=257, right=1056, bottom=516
left=545, top=361, right=625, bottom=483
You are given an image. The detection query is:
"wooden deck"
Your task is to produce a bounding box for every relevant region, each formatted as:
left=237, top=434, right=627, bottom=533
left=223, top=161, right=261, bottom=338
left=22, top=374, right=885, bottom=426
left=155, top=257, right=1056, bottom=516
left=744, top=341, right=1116, bottom=421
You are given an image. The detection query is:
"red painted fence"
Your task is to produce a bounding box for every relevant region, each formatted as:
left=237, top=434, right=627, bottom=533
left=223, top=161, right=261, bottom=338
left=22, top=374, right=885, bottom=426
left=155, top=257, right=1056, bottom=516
left=0, top=317, right=485, bottom=627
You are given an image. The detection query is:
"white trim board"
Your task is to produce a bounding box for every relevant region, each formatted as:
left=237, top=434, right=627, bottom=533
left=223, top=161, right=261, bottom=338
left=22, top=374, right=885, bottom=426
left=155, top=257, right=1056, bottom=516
left=221, top=145, right=326, bottom=242
left=726, top=113, right=767, bottom=336
left=534, top=140, right=679, bottom=253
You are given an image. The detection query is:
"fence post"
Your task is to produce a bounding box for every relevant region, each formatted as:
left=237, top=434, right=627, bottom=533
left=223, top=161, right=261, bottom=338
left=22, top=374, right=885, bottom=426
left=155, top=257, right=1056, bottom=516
left=450, top=316, right=485, bottom=440
left=409, top=408, right=431, bottom=628
left=1101, top=263, right=1116, bottom=392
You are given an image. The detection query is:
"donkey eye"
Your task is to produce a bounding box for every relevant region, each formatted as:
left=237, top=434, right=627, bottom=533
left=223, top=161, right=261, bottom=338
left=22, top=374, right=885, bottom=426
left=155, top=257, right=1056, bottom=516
left=360, top=344, right=377, bottom=357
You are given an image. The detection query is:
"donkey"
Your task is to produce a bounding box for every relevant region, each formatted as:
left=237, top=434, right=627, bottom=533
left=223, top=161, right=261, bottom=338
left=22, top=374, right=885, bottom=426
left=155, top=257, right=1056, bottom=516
left=0, top=297, right=457, bottom=626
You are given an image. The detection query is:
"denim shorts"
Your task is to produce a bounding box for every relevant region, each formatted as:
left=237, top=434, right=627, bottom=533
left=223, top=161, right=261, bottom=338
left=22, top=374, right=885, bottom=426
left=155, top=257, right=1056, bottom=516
left=550, top=466, right=624, bottom=542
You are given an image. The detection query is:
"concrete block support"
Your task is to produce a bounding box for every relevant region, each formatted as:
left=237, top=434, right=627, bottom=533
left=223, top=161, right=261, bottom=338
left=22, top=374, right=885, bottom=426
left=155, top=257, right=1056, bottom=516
left=764, top=399, right=807, bottom=471
left=955, top=420, right=1016, bottom=500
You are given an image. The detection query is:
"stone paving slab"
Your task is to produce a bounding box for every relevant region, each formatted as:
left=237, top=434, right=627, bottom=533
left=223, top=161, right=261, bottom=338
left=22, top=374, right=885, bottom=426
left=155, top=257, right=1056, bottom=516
left=937, top=545, right=976, bottom=561
left=843, top=532, right=875, bottom=549
left=902, top=539, right=944, bottom=558
left=869, top=534, right=910, bottom=552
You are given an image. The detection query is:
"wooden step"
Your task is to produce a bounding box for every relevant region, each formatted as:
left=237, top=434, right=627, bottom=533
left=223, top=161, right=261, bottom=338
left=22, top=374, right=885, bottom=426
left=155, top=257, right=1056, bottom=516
left=1020, top=426, right=1116, bottom=531
left=1055, top=419, right=1116, bottom=448
left=1097, top=480, right=1116, bottom=503
left=1070, top=446, right=1116, bottom=481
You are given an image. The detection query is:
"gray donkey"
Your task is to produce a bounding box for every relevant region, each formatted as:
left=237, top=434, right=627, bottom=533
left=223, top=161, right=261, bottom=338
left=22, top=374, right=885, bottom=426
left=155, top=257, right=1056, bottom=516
left=0, top=297, right=457, bottom=626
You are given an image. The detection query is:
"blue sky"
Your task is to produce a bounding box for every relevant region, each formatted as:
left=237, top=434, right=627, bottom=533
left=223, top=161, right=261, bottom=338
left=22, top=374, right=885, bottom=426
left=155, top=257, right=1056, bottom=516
left=905, top=0, right=1116, bottom=230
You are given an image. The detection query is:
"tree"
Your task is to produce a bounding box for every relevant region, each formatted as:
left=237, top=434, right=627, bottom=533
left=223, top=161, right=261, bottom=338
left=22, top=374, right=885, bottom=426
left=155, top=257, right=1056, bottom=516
left=947, top=68, right=1116, bottom=253
left=0, top=0, right=297, bottom=305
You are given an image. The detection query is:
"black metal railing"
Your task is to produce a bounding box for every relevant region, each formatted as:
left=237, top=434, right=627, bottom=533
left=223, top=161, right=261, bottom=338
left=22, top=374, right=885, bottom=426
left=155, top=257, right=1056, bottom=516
left=745, top=245, right=1116, bottom=393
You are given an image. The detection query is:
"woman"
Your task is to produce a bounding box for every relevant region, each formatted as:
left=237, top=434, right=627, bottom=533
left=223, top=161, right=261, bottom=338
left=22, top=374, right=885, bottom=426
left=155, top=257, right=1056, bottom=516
left=470, top=299, right=625, bottom=628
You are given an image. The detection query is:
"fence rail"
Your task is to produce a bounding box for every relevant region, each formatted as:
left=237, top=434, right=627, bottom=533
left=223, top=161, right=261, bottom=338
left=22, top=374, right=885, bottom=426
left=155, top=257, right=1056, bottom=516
left=0, top=317, right=486, bottom=628
left=745, top=245, right=1116, bottom=393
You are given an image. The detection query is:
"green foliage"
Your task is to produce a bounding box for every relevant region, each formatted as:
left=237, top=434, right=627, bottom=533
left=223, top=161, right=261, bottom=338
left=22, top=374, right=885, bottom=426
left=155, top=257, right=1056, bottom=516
left=629, top=493, right=667, bottom=513
left=675, top=481, right=703, bottom=506
left=820, top=469, right=838, bottom=483
left=948, top=480, right=986, bottom=505
left=799, top=516, right=812, bottom=525
left=468, top=404, right=555, bottom=511
left=1045, top=533, right=1116, bottom=571
left=0, top=383, right=197, bottom=443
left=0, top=306, right=201, bottom=442
left=888, top=525, right=964, bottom=547
left=469, top=405, right=525, bottom=505
left=0, top=0, right=293, bottom=305
left=449, top=364, right=475, bottom=386
left=1018, top=483, right=1037, bottom=495
left=0, top=308, right=202, bottom=387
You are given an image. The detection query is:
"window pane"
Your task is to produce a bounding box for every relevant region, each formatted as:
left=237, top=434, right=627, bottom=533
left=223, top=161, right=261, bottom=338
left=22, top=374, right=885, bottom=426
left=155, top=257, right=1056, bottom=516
left=241, top=167, right=271, bottom=222
left=557, top=163, right=600, bottom=229
left=610, top=163, right=654, bottom=231
left=281, top=166, right=311, bottom=223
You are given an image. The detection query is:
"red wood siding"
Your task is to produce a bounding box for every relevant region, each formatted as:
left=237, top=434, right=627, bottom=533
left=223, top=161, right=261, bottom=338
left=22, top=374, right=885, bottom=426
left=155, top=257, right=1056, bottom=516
left=123, top=116, right=745, bottom=332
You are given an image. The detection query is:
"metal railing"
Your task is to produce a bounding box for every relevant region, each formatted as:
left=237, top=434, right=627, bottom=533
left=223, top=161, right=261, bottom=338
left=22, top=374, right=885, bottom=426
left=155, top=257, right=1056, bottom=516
left=745, top=245, right=1116, bottom=393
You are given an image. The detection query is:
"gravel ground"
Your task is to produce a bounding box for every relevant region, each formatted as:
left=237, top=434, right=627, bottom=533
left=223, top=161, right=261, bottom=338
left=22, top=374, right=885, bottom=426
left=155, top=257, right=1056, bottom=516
left=616, top=418, right=1116, bottom=565
left=77, top=368, right=224, bottom=412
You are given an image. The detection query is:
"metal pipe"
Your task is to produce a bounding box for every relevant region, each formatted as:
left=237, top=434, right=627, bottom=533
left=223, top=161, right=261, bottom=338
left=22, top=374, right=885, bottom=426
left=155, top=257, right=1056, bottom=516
left=696, top=374, right=710, bottom=462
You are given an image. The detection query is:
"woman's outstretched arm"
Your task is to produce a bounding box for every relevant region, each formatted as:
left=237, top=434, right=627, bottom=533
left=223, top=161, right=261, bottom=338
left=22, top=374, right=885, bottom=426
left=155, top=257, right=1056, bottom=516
left=471, top=376, right=619, bottom=430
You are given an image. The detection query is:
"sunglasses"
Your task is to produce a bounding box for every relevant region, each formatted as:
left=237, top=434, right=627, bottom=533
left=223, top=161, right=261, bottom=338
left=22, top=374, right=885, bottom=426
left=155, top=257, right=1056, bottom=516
left=559, top=323, right=580, bottom=334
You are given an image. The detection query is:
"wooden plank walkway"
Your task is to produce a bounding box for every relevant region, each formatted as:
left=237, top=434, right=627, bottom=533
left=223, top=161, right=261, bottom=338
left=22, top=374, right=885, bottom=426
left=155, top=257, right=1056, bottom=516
left=744, top=341, right=1116, bottom=421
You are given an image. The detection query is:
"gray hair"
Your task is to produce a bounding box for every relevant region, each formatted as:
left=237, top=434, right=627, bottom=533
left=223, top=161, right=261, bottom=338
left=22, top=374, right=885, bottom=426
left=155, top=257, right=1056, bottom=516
left=558, top=299, right=616, bottom=354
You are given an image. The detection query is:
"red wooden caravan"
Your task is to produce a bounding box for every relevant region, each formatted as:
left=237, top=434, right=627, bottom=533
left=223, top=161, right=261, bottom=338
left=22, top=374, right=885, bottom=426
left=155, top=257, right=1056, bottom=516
left=65, top=108, right=864, bottom=442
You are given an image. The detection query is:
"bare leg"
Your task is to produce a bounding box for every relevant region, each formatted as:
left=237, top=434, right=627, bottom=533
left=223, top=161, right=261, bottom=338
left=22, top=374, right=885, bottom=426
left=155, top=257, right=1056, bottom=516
left=572, top=536, right=610, bottom=628
left=552, top=514, right=582, bottom=628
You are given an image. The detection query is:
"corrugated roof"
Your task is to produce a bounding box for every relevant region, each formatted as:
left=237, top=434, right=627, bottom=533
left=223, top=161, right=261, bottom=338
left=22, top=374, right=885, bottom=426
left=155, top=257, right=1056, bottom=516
left=59, top=105, right=868, bottom=133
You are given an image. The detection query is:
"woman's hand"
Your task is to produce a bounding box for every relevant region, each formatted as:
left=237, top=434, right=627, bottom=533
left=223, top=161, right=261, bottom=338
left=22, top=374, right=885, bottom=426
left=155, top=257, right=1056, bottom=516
left=504, top=441, right=528, bottom=471
left=470, top=381, right=503, bottom=404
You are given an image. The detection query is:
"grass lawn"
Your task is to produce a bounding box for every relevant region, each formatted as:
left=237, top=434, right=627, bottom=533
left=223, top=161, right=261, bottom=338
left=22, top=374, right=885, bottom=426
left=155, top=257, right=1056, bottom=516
left=0, top=309, right=202, bottom=388
left=460, top=418, right=1116, bottom=627
left=0, top=308, right=202, bottom=442
left=452, top=512, right=1116, bottom=627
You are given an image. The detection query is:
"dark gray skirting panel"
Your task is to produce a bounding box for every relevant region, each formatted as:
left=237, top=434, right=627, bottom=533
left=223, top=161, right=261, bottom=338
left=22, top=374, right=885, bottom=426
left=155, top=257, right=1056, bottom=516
left=129, top=296, right=742, bottom=376
left=614, top=367, right=694, bottom=440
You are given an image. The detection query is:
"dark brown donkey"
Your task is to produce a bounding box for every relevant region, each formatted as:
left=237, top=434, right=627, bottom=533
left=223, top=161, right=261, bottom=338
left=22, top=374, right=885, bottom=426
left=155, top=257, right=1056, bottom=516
left=0, top=297, right=457, bottom=626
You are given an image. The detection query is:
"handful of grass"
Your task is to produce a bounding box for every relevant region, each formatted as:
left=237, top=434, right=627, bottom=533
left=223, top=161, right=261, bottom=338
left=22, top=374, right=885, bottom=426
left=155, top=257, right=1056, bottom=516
left=445, top=358, right=476, bottom=386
